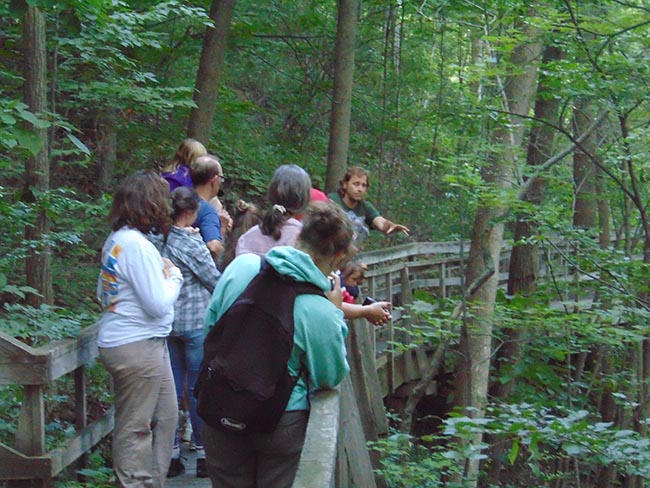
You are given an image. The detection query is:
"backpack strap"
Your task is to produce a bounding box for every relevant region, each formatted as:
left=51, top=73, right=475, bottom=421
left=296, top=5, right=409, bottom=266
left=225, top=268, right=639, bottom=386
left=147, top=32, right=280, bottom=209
left=260, top=256, right=326, bottom=298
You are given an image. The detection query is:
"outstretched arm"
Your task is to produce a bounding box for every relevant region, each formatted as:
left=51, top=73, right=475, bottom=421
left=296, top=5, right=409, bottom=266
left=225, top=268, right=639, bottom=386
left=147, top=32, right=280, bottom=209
left=372, top=216, right=410, bottom=236
left=341, top=301, right=392, bottom=325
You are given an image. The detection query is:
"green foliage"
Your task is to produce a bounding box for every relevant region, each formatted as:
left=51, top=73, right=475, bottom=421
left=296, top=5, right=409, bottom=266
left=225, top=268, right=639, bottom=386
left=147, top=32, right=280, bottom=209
left=0, top=99, right=50, bottom=157
left=444, top=403, right=650, bottom=481
left=389, top=298, right=460, bottom=353
left=370, top=432, right=461, bottom=487
left=0, top=303, right=90, bottom=345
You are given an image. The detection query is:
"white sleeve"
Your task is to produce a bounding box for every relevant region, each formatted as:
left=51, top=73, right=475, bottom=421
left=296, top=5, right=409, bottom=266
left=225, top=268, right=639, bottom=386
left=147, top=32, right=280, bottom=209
left=121, top=239, right=184, bottom=318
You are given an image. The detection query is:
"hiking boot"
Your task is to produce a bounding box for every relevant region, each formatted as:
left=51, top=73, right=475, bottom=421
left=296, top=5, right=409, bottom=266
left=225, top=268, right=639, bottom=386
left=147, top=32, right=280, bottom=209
left=167, top=457, right=185, bottom=478
left=196, top=458, right=208, bottom=478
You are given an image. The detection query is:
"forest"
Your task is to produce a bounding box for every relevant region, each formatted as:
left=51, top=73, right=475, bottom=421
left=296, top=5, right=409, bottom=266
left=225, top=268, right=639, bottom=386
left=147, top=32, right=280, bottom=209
left=2, top=0, right=650, bottom=486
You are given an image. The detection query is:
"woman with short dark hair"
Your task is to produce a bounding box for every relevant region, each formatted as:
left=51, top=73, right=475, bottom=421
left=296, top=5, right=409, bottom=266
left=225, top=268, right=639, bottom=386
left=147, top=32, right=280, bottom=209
left=149, top=186, right=221, bottom=478
left=97, top=171, right=184, bottom=488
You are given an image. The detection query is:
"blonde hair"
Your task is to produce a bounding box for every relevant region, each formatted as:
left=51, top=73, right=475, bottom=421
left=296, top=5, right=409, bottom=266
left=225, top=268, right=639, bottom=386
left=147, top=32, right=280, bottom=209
left=163, top=138, right=207, bottom=172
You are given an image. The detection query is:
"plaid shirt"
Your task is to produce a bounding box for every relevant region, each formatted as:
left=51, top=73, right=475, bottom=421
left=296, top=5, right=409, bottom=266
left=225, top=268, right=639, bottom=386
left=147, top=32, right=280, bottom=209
left=149, top=227, right=221, bottom=334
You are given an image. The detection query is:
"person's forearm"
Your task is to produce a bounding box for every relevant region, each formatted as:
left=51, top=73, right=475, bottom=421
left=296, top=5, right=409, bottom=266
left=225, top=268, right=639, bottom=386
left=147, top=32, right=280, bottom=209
left=207, top=239, right=224, bottom=260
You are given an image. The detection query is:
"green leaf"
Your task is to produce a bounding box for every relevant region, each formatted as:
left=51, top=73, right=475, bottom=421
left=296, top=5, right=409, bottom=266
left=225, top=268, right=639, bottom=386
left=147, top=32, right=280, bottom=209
left=66, top=133, right=91, bottom=155
left=0, top=113, right=17, bottom=126
left=18, top=110, right=50, bottom=129
left=16, top=129, right=43, bottom=156
left=507, top=439, right=520, bottom=464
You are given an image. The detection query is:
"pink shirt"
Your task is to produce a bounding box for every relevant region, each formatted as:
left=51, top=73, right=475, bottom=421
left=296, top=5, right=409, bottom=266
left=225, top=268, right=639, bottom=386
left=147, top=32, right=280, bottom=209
left=235, top=218, right=303, bottom=257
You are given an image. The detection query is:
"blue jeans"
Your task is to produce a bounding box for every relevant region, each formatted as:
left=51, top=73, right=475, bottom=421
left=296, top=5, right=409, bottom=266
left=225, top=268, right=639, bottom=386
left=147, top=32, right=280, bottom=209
left=167, top=328, right=205, bottom=447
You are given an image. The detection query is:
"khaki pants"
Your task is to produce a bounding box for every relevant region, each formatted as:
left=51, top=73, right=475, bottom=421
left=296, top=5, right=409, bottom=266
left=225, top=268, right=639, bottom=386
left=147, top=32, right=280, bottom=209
left=202, top=410, right=309, bottom=488
left=100, top=337, right=177, bottom=488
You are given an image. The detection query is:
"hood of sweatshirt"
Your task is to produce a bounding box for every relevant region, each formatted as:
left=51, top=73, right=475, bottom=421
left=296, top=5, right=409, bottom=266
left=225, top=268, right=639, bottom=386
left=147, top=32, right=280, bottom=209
left=264, top=245, right=330, bottom=293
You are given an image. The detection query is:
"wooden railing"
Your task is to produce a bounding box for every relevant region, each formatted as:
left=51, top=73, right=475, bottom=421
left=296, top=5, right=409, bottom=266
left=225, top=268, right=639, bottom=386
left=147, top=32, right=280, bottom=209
left=0, top=324, right=111, bottom=486
left=293, top=238, right=577, bottom=486
left=1, top=239, right=574, bottom=486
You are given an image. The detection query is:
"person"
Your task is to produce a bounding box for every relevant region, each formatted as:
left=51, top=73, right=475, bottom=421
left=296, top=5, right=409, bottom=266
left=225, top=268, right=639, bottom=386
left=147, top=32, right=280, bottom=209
left=149, top=187, right=221, bottom=479
left=202, top=202, right=353, bottom=487
left=235, top=165, right=391, bottom=326
left=310, top=187, right=328, bottom=203
left=236, top=165, right=310, bottom=257
left=190, top=154, right=226, bottom=260
left=328, top=166, right=410, bottom=239
left=340, top=260, right=367, bottom=304
left=219, top=200, right=262, bottom=271
left=96, top=171, right=184, bottom=488
left=161, top=138, right=207, bottom=192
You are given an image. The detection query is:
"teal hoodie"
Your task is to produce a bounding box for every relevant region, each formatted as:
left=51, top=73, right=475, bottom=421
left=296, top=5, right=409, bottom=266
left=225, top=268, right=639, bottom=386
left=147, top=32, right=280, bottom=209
left=204, top=246, right=350, bottom=411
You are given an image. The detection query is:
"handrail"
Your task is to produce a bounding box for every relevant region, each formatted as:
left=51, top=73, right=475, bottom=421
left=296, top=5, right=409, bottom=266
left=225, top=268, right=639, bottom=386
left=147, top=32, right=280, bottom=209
left=292, top=389, right=340, bottom=488
left=0, top=239, right=578, bottom=485
left=0, top=324, right=111, bottom=482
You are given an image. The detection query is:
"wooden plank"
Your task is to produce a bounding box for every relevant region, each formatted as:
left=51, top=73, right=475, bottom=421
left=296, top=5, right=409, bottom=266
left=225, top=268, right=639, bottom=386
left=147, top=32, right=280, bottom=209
left=335, top=377, right=376, bottom=488
left=347, top=320, right=388, bottom=441
left=42, top=324, right=99, bottom=382
left=0, top=333, right=48, bottom=385
left=360, top=241, right=470, bottom=266
left=0, top=444, right=51, bottom=480
left=15, top=385, right=44, bottom=456
left=293, top=389, right=339, bottom=488
left=49, top=407, right=114, bottom=476
left=74, top=366, right=89, bottom=470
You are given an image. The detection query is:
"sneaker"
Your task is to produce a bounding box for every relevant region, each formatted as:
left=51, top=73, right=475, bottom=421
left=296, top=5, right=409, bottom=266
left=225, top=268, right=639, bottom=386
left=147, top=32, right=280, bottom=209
left=196, top=458, right=208, bottom=478
left=167, top=457, right=185, bottom=478
left=181, top=419, right=193, bottom=443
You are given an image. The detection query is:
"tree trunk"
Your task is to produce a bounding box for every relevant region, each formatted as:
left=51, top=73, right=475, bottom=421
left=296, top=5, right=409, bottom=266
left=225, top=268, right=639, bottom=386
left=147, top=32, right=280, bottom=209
left=23, top=5, right=52, bottom=306
left=453, top=13, right=542, bottom=485
left=487, top=43, right=562, bottom=484
left=325, top=0, right=359, bottom=194
left=187, top=0, right=236, bottom=145
left=572, top=101, right=598, bottom=229
left=96, top=109, right=117, bottom=194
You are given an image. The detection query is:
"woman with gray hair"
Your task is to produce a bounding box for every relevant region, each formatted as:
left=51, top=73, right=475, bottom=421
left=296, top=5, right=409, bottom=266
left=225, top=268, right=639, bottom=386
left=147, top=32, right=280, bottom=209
left=236, top=164, right=311, bottom=257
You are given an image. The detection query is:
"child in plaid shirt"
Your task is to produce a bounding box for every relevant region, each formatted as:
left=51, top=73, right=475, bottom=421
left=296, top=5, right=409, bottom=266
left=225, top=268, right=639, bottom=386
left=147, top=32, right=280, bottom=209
left=149, top=186, right=221, bottom=478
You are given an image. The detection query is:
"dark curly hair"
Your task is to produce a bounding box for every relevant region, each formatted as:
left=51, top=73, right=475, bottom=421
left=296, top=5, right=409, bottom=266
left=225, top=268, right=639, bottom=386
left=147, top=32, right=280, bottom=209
left=108, top=171, right=172, bottom=237
left=299, top=201, right=355, bottom=259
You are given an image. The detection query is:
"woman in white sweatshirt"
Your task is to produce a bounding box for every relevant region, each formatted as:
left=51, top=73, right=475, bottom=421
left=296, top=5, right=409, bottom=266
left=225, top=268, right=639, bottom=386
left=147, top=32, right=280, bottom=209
left=97, top=171, right=184, bottom=488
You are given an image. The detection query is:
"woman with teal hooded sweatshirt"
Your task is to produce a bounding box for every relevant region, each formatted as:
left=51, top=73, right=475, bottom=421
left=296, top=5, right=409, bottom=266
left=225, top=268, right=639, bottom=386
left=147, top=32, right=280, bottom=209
left=202, top=201, right=353, bottom=488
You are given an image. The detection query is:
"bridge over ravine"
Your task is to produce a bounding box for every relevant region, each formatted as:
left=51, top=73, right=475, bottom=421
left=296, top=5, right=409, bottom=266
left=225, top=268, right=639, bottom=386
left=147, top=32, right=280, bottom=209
left=0, top=239, right=576, bottom=487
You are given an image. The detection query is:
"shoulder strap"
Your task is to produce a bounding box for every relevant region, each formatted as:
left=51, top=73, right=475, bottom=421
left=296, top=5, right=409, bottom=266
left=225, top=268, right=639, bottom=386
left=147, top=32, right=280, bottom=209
left=259, top=257, right=325, bottom=298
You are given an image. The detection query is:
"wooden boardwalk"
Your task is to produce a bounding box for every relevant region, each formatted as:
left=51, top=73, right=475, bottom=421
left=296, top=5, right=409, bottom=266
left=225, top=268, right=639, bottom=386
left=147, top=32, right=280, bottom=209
left=166, top=442, right=208, bottom=488
left=1, top=239, right=584, bottom=486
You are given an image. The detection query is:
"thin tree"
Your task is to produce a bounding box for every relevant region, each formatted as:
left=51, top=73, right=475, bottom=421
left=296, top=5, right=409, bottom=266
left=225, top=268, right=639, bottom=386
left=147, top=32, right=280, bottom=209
left=187, top=0, right=236, bottom=144
left=23, top=5, right=53, bottom=306
left=487, top=43, right=563, bottom=484
left=325, top=0, right=360, bottom=194
left=452, top=10, right=542, bottom=484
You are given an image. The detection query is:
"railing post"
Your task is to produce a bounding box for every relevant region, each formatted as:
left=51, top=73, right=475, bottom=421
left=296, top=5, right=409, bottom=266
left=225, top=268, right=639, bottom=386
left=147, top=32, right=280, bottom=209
left=385, top=273, right=394, bottom=394
left=368, top=275, right=377, bottom=357
left=75, top=366, right=88, bottom=472
left=12, top=385, right=47, bottom=488
left=440, top=262, right=447, bottom=299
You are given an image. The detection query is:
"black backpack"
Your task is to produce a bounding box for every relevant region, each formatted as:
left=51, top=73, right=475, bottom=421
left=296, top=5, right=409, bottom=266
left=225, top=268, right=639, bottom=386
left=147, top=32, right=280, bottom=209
left=194, top=258, right=325, bottom=434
